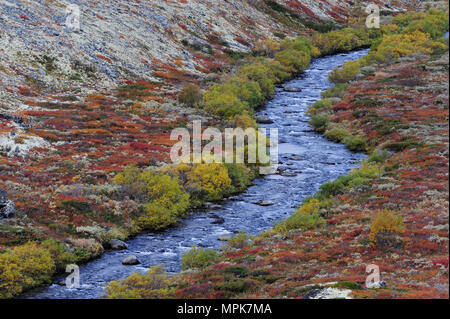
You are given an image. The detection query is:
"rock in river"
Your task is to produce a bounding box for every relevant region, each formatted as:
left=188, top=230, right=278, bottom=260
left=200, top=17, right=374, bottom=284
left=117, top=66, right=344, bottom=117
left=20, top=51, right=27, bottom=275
left=256, top=115, right=274, bottom=124
left=122, top=255, right=140, bottom=265
left=284, top=85, right=302, bottom=92
left=110, top=239, right=128, bottom=250
left=254, top=200, right=275, bottom=206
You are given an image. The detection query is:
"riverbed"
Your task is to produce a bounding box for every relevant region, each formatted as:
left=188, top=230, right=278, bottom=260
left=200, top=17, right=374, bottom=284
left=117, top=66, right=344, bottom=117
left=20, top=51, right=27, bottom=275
left=25, top=49, right=369, bottom=299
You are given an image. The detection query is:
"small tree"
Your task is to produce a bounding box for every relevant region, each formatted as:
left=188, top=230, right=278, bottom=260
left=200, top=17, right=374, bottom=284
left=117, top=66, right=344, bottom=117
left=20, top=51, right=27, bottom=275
left=369, top=209, right=405, bottom=249
left=178, top=84, right=202, bottom=107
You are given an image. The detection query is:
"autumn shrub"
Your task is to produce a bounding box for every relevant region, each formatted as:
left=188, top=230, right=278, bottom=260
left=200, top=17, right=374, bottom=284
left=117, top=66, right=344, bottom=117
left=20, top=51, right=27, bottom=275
left=392, top=8, right=449, bottom=39
left=364, top=31, right=447, bottom=64
left=181, top=247, right=220, bottom=270
left=321, top=83, right=350, bottom=98
left=274, top=49, right=311, bottom=73
left=276, top=211, right=326, bottom=232
left=307, top=99, right=333, bottom=115
left=0, top=242, right=55, bottom=299
left=114, top=167, right=190, bottom=230
left=342, top=135, right=367, bottom=152
left=316, top=161, right=381, bottom=199
left=40, top=239, right=77, bottom=272
left=368, top=151, right=389, bottom=163
left=187, top=163, right=232, bottom=201
left=238, top=62, right=276, bottom=98
left=178, top=84, right=202, bottom=107
left=106, top=265, right=175, bottom=299
left=138, top=172, right=190, bottom=230
left=369, top=210, right=405, bottom=249
left=203, top=88, right=249, bottom=119
left=328, top=60, right=361, bottom=84
left=230, top=111, right=257, bottom=129
left=225, top=163, right=254, bottom=194
left=309, top=113, right=329, bottom=132
left=227, top=232, right=252, bottom=249
left=280, top=36, right=320, bottom=57
left=312, top=27, right=378, bottom=55
left=324, top=127, right=351, bottom=143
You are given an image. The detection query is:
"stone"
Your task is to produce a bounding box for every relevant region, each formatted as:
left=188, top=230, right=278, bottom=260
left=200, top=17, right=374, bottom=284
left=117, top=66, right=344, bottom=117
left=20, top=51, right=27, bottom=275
left=122, top=255, right=140, bottom=265
left=254, top=200, right=275, bottom=207
left=280, top=171, right=297, bottom=177
left=218, top=235, right=232, bottom=241
left=366, top=280, right=387, bottom=289
left=284, top=85, right=302, bottom=92
left=110, top=239, right=128, bottom=250
left=0, top=189, right=15, bottom=218
left=256, top=115, right=274, bottom=124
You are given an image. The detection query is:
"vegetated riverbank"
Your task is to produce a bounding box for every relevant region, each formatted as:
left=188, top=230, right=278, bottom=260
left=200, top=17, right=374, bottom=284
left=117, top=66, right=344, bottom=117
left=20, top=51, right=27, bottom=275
left=171, top=10, right=449, bottom=299
left=0, top=19, right=381, bottom=299
left=28, top=47, right=369, bottom=300
left=103, top=8, right=449, bottom=299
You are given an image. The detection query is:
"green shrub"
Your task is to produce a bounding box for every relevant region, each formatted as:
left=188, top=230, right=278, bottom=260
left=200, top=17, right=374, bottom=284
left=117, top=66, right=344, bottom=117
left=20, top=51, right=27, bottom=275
left=342, top=135, right=367, bottom=152
left=321, top=84, right=349, bottom=98
left=332, top=281, right=363, bottom=290
left=114, top=167, right=190, bottom=230
left=181, top=247, right=220, bottom=270
left=324, top=127, right=351, bottom=143
left=274, top=49, right=311, bottom=73
left=227, top=232, right=251, bottom=249
left=329, top=60, right=361, bottom=84
left=106, top=265, right=175, bottom=299
left=308, top=99, right=333, bottom=115
left=310, top=113, right=329, bottom=132
left=277, top=212, right=326, bottom=232
left=178, top=84, right=202, bottom=107
left=223, top=266, right=250, bottom=278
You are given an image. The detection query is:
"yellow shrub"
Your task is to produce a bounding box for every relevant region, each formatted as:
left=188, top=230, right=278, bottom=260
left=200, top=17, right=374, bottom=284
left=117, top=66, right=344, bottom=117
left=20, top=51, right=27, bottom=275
left=0, top=242, right=56, bottom=299
left=188, top=164, right=232, bottom=201
left=106, top=265, right=175, bottom=299
left=329, top=60, right=361, bottom=84
left=369, top=210, right=405, bottom=248
left=365, top=31, right=446, bottom=64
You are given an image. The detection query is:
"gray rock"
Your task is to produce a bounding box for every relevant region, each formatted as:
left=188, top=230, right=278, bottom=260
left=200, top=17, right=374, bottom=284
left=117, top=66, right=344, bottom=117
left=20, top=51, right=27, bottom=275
left=122, top=255, right=140, bottom=265
left=0, top=189, right=15, bottom=218
left=110, top=239, right=128, bottom=250
left=256, top=115, right=274, bottom=124
left=280, top=171, right=297, bottom=177
left=254, top=200, right=275, bottom=206
left=284, top=85, right=302, bottom=92
left=218, top=235, right=232, bottom=241
left=366, top=280, right=387, bottom=289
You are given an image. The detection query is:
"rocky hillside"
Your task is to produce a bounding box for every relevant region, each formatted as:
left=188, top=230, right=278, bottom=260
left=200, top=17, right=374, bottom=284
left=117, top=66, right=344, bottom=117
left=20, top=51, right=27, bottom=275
left=0, top=0, right=410, bottom=112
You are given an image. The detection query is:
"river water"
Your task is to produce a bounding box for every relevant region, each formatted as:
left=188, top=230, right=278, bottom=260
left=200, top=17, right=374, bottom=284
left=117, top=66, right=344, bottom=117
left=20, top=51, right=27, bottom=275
left=25, top=49, right=368, bottom=299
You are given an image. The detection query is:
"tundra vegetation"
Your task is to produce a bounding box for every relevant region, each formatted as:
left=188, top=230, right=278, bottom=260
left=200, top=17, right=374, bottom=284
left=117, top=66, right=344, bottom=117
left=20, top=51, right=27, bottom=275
left=1, top=5, right=448, bottom=299
left=106, top=8, right=449, bottom=299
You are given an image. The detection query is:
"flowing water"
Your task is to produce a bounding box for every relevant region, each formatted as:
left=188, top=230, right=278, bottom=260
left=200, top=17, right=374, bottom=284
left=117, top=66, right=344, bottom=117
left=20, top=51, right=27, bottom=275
left=25, top=49, right=368, bottom=299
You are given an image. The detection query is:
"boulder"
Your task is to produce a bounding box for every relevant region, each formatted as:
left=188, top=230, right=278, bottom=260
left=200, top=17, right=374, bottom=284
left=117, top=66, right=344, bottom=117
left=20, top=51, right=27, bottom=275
left=366, top=280, right=387, bottom=289
left=254, top=200, right=275, bottom=207
left=110, top=239, right=128, bottom=250
left=122, top=255, right=140, bottom=265
left=218, top=235, right=232, bottom=241
left=0, top=189, right=14, bottom=218
left=284, top=85, right=302, bottom=92
left=256, top=115, right=274, bottom=124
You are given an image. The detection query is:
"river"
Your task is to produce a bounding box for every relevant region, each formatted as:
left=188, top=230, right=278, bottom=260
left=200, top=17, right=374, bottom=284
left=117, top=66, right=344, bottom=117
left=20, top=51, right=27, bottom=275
left=24, top=49, right=369, bottom=299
